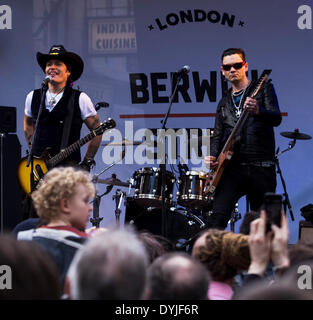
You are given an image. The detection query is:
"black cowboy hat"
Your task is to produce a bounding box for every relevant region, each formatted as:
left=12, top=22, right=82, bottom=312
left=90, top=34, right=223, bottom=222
left=36, top=45, right=84, bottom=82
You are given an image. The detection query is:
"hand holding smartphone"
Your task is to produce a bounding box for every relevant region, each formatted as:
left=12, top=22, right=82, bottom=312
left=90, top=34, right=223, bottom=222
left=264, top=192, right=283, bottom=233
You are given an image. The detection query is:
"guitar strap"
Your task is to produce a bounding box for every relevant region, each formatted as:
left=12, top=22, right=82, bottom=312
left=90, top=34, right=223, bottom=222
left=60, top=90, right=76, bottom=151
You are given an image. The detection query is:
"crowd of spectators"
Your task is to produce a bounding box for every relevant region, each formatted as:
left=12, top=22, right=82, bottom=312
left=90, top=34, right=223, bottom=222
left=2, top=167, right=313, bottom=300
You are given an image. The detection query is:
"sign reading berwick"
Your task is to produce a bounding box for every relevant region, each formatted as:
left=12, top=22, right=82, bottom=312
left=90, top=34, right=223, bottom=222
left=0, top=5, right=12, bottom=30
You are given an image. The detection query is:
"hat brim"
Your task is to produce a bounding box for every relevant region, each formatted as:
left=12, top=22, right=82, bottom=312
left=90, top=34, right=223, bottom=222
left=37, top=51, right=84, bottom=82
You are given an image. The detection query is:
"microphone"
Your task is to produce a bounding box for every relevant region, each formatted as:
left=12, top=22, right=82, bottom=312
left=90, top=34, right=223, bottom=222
left=42, top=75, right=51, bottom=87
left=95, top=102, right=110, bottom=111
left=176, top=65, right=190, bottom=75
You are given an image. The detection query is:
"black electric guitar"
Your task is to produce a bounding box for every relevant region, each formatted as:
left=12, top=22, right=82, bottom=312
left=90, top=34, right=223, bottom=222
left=17, top=118, right=116, bottom=195
left=204, top=70, right=272, bottom=195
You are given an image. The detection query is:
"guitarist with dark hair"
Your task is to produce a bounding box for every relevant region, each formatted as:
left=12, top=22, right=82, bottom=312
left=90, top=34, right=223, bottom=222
left=204, top=48, right=282, bottom=230
left=21, top=45, right=106, bottom=219
left=23, top=45, right=102, bottom=173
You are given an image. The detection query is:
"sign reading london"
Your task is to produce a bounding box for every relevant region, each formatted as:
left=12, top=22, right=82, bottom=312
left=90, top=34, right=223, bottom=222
left=89, top=18, right=137, bottom=54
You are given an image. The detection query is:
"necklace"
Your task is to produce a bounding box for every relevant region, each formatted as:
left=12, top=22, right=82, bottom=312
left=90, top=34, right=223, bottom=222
left=231, top=86, right=247, bottom=119
left=48, top=87, right=65, bottom=107
left=232, top=89, right=244, bottom=97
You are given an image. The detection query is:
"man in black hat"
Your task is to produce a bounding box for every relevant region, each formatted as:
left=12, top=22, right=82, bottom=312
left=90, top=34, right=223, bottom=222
left=23, top=45, right=101, bottom=171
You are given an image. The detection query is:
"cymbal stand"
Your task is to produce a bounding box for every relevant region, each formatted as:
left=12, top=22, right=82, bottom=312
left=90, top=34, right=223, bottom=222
left=113, top=189, right=126, bottom=227
left=90, top=184, right=113, bottom=228
left=90, top=149, right=126, bottom=227
left=275, top=144, right=295, bottom=221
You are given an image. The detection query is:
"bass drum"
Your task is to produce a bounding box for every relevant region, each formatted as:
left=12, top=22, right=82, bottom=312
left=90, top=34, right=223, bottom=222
left=132, top=167, right=175, bottom=208
left=125, top=198, right=205, bottom=247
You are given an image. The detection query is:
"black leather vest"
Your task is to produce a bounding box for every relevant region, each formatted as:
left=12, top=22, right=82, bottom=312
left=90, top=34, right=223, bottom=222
left=31, top=86, right=83, bottom=163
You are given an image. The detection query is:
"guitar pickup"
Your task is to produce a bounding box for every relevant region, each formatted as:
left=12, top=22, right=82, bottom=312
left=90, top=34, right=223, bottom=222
left=35, top=164, right=45, bottom=179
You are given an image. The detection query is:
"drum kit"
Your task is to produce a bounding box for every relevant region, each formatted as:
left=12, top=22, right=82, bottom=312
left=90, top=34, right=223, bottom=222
left=91, top=140, right=212, bottom=250
left=95, top=164, right=210, bottom=248
left=91, top=128, right=312, bottom=249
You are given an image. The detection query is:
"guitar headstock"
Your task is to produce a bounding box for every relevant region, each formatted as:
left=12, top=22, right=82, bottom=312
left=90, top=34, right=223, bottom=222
left=251, top=69, right=272, bottom=98
left=94, top=118, right=116, bottom=136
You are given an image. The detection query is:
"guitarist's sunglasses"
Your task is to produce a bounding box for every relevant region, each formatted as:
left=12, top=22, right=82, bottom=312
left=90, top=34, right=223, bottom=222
left=222, top=61, right=246, bottom=71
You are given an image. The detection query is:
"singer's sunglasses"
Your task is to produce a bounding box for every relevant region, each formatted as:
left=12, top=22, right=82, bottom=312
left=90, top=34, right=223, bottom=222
left=222, top=61, right=246, bottom=71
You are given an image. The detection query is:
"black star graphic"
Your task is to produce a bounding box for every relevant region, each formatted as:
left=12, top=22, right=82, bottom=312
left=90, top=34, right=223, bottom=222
left=238, top=21, right=244, bottom=27
left=148, top=24, right=154, bottom=31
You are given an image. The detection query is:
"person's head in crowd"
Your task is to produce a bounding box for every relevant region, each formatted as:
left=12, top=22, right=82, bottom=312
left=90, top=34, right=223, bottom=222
left=192, top=229, right=250, bottom=283
left=233, top=279, right=311, bottom=300
left=288, top=242, right=313, bottom=267
left=66, top=227, right=148, bottom=300
left=31, top=166, right=95, bottom=231
left=137, top=231, right=172, bottom=264
left=239, top=211, right=260, bottom=235
left=0, top=234, right=62, bottom=300
left=273, top=242, right=313, bottom=279
left=146, top=252, right=210, bottom=300
left=274, top=260, right=313, bottom=299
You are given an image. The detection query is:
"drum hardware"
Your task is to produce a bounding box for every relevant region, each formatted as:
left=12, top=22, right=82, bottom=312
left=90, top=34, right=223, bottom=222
left=97, top=177, right=132, bottom=188
left=278, top=128, right=311, bottom=158
left=113, top=189, right=126, bottom=227
left=229, top=203, right=241, bottom=232
left=170, top=207, right=207, bottom=230
left=273, top=128, right=311, bottom=222
left=90, top=149, right=126, bottom=228
left=280, top=129, right=312, bottom=141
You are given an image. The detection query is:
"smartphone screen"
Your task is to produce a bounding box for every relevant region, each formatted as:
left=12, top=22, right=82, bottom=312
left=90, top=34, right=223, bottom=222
left=264, top=192, right=283, bottom=232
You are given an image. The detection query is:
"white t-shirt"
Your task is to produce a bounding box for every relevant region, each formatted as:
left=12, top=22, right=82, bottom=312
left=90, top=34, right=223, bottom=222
left=24, top=90, right=97, bottom=121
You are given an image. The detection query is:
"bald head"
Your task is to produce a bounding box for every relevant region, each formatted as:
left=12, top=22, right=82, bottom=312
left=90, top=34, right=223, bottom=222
left=147, top=252, right=210, bottom=300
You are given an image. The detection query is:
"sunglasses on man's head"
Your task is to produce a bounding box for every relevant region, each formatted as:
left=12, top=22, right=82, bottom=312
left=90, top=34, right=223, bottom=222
left=222, top=61, right=245, bottom=71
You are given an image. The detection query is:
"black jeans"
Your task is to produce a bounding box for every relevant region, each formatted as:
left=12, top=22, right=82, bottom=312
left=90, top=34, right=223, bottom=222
left=207, top=163, right=277, bottom=229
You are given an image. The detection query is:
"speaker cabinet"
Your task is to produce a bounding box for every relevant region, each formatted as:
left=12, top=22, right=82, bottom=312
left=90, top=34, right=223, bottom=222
left=0, top=133, right=23, bottom=232
left=299, top=220, right=313, bottom=243
left=0, top=106, right=16, bottom=133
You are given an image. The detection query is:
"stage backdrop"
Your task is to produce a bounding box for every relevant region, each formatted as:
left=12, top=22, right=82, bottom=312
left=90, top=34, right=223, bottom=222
left=1, top=0, right=313, bottom=243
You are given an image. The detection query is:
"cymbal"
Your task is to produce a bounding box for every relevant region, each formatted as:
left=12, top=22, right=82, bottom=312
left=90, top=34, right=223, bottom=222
left=102, top=139, right=144, bottom=146
left=280, top=130, right=312, bottom=140
left=96, top=177, right=132, bottom=188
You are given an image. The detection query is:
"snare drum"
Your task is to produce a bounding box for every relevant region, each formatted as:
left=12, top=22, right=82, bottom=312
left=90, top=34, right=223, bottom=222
left=177, top=171, right=209, bottom=208
left=132, top=167, right=176, bottom=208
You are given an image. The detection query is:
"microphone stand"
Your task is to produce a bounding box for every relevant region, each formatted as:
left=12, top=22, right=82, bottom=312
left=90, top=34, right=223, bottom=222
left=160, top=71, right=185, bottom=238
left=26, top=83, right=48, bottom=194
left=275, top=141, right=295, bottom=221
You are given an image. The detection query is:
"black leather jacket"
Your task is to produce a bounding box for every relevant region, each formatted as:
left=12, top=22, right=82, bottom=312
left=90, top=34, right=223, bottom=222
left=210, top=80, right=282, bottom=163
